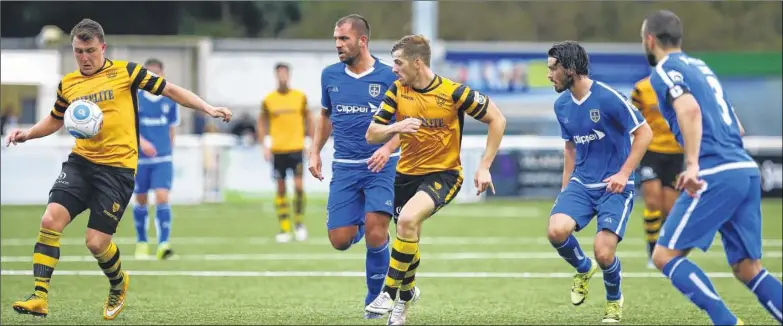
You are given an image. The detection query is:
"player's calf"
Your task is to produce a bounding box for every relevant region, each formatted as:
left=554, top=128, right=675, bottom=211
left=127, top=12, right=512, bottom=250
left=733, top=259, right=783, bottom=323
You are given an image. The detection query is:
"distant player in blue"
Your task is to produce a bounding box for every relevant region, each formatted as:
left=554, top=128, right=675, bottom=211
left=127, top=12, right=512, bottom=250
left=307, top=14, right=399, bottom=319
left=643, top=10, right=782, bottom=325
left=545, top=41, right=653, bottom=323
left=132, top=58, right=180, bottom=261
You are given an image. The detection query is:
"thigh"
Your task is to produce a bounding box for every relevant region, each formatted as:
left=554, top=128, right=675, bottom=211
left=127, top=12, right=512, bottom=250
left=326, top=165, right=364, bottom=230
left=49, top=155, right=93, bottom=219
left=149, top=162, right=174, bottom=190
left=393, top=173, right=423, bottom=223
left=272, top=154, right=288, bottom=180
left=596, top=187, right=635, bottom=241
left=417, top=170, right=464, bottom=216
left=658, top=174, right=747, bottom=253
left=721, top=175, right=763, bottom=266
left=637, top=151, right=662, bottom=185
left=289, top=151, right=304, bottom=177
left=133, top=164, right=152, bottom=194
left=550, top=182, right=597, bottom=232
left=659, top=153, right=685, bottom=190
left=88, top=166, right=136, bottom=235
left=362, top=165, right=396, bottom=218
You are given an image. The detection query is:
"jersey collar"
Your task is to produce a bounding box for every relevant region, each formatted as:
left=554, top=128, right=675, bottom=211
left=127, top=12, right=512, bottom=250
left=80, top=58, right=113, bottom=77
left=343, top=55, right=381, bottom=79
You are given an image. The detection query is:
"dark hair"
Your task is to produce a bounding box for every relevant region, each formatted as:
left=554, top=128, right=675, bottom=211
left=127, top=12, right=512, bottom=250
left=144, top=58, right=164, bottom=70
left=69, top=18, right=105, bottom=43
left=547, top=41, right=589, bottom=76
left=644, top=10, right=683, bottom=48
left=274, top=62, right=290, bottom=71
left=336, top=14, right=371, bottom=39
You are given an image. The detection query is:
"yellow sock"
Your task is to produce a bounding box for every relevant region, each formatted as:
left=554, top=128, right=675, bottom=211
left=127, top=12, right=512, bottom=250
left=293, top=191, right=305, bottom=226
left=643, top=209, right=664, bottom=256
left=275, top=195, right=292, bottom=233
left=399, top=250, right=421, bottom=301
left=382, top=236, right=419, bottom=299
left=33, top=228, right=61, bottom=298
left=94, top=242, right=125, bottom=290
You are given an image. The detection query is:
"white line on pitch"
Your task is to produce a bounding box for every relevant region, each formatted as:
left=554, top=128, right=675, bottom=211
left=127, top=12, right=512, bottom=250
left=1, top=269, right=780, bottom=279
left=1, top=236, right=780, bottom=247
left=2, top=251, right=780, bottom=263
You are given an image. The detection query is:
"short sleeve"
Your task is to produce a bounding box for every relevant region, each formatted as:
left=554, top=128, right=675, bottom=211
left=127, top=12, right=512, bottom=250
left=598, top=83, right=646, bottom=134
left=452, top=84, right=489, bottom=120
left=373, top=82, right=398, bottom=125
left=50, top=81, right=69, bottom=120
left=126, top=62, right=166, bottom=95
left=652, top=59, right=691, bottom=107
left=320, top=70, right=332, bottom=115
left=554, top=104, right=571, bottom=141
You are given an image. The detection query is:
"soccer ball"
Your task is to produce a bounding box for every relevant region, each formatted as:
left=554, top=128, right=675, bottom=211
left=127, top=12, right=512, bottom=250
left=64, top=100, right=103, bottom=139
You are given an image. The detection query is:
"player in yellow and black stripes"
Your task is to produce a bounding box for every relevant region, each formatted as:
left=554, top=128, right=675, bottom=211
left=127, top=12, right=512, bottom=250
left=364, top=34, right=507, bottom=324
left=631, top=76, right=684, bottom=267
left=5, top=18, right=232, bottom=320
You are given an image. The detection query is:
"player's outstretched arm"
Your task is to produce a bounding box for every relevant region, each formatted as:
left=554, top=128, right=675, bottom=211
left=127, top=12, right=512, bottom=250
left=474, top=98, right=507, bottom=171
left=561, top=141, right=576, bottom=190
left=161, top=83, right=232, bottom=122
left=5, top=115, right=64, bottom=146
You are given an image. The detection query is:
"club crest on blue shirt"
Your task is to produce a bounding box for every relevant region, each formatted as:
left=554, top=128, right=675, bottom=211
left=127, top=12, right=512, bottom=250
left=590, top=109, right=601, bottom=123
left=369, top=83, right=381, bottom=97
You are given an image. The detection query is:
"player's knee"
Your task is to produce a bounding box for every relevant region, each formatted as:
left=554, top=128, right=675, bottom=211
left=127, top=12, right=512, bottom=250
left=365, top=225, right=389, bottom=248
left=327, top=227, right=356, bottom=251
left=651, top=245, right=684, bottom=271
left=731, top=258, right=762, bottom=283
left=546, top=214, right=574, bottom=244
left=40, top=203, right=71, bottom=233
left=395, top=215, right=419, bottom=239
left=135, top=193, right=148, bottom=206
left=84, top=229, right=112, bottom=255
left=154, top=190, right=169, bottom=205
left=593, top=245, right=616, bottom=268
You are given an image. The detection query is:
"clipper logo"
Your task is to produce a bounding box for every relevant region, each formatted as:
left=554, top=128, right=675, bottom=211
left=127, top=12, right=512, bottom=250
left=573, top=129, right=606, bottom=144
left=334, top=102, right=379, bottom=114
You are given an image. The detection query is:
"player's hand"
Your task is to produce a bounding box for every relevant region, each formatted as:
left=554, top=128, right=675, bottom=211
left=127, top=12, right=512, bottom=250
left=367, top=146, right=392, bottom=173
left=308, top=152, right=324, bottom=181
left=140, top=138, right=157, bottom=157
left=206, top=106, right=233, bottom=122
left=263, top=147, right=272, bottom=162
left=394, top=118, right=421, bottom=134
left=676, top=164, right=704, bottom=197
left=603, top=171, right=630, bottom=194
left=5, top=129, right=29, bottom=147
left=474, top=168, right=495, bottom=196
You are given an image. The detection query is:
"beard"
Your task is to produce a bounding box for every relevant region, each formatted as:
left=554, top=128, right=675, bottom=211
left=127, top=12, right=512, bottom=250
left=554, top=74, right=574, bottom=93
left=646, top=52, right=658, bottom=67
left=340, top=54, right=356, bottom=65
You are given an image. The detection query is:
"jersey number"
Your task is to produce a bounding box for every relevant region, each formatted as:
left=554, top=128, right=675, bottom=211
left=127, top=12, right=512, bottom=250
left=696, top=66, right=733, bottom=126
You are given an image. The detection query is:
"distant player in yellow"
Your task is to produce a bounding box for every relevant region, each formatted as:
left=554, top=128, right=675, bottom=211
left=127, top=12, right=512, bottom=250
left=364, top=35, right=507, bottom=325
left=631, top=76, right=683, bottom=268
left=5, top=18, right=232, bottom=320
left=257, top=63, right=313, bottom=243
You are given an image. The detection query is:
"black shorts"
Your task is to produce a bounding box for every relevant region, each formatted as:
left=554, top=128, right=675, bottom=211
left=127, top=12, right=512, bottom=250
left=637, top=151, right=685, bottom=189
left=393, top=170, right=463, bottom=222
left=49, top=153, right=135, bottom=235
left=272, top=151, right=304, bottom=180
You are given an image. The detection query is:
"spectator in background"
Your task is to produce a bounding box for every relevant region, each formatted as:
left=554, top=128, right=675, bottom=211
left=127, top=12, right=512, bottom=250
left=1, top=104, right=20, bottom=136
left=231, top=112, right=257, bottom=146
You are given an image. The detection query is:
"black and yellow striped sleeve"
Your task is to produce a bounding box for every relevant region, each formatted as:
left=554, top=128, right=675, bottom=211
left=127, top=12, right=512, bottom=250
left=630, top=86, right=644, bottom=110
left=452, top=84, right=489, bottom=120
left=50, top=81, right=69, bottom=120
left=126, top=62, right=167, bottom=95
left=373, top=82, right=399, bottom=125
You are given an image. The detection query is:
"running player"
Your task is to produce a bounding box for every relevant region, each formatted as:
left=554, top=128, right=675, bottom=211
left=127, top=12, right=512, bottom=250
left=258, top=62, right=312, bottom=243
left=308, top=14, right=400, bottom=319
left=6, top=18, right=231, bottom=320
left=643, top=10, right=782, bottom=325
left=133, top=58, right=180, bottom=260
left=631, top=76, right=683, bottom=268
left=364, top=34, right=507, bottom=325
left=545, top=41, right=652, bottom=323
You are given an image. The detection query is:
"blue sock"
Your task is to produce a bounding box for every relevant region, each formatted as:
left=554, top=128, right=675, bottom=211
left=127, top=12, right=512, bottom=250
left=364, top=234, right=390, bottom=306
left=352, top=224, right=366, bottom=245
left=133, top=205, right=148, bottom=243
left=745, top=269, right=783, bottom=323
left=552, top=235, right=592, bottom=273
left=155, top=204, right=172, bottom=244
left=602, top=257, right=622, bottom=301
left=662, top=257, right=737, bottom=325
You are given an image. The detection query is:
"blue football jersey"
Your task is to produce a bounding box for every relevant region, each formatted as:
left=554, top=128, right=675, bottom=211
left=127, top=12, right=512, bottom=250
left=555, top=81, right=646, bottom=186
left=321, top=57, right=398, bottom=164
left=649, top=52, right=755, bottom=171
left=137, top=90, right=179, bottom=163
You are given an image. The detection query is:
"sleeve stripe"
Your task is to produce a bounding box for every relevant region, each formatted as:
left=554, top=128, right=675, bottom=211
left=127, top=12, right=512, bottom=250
left=457, top=89, right=475, bottom=112
left=470, top=102, right=489, bottom=119
left=374, top=116, right=390, bottom=124
left=654, top=56, right=674, bottom=87
left=142, top=75, right=160, bottom=92
left=374, top=108, right=394, bottom=123
left=451, top=84, right=468, bottom=103
left=388, top=83, right=398, bottom=97
left=596, top=81, right=641, bottom=127
left=382, top=97, right=397, bottom=110
left=153, top=80, right=166, bottom=95
left=57, top=94, right=68, bottom=104
left=54, top=102, right=68, bottom=112
left=50, top=110, right=64, bottom=119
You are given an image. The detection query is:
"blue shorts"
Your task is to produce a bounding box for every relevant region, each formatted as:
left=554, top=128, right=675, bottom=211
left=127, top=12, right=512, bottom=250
left=134, top=162, right=174, bottom=194
left=326, top=157, right=397, bottom=230
left=658, top=169, right=762, bottom=265
left=550, top=180, right=635, bottom=241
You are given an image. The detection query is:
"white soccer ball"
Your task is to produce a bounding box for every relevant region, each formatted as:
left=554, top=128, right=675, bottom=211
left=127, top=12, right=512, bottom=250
left=64, top=100, right=103, bottom=139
